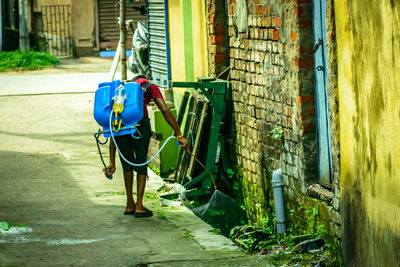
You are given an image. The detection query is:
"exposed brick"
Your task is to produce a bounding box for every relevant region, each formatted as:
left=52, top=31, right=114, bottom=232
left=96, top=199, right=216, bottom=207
left=290, top=31, right=297, bottom=42
left=295, top=6, right=304, bottom=17
left=271, top=16, right=277, bottom=27
left=302, top=122, right=316, bottom=134
left=285, top=106, right=293, bottom=117
left=301, top=108, right=315, bottom=121
left=297, top=95, right=315, bottom=106
left=299, top=19, right=313, bottom=29
left=256, top=6, right=262, bottom=15
left=214, top=54, right=227, bottom=64
left=293, top=57, right=313, bottom=68
left=210, top=24, right=226, bottom=34
left=211, top=34, right=227, bottom=45
left=208, top=4, right=214, bottom=13
left=211, top=45, right=226, bottom=54
left=263, top=6, right=268, bottom=16
left=287, top=117, right=293, bottom=127
left=229, top=5, right=236, bottom=15
left=293, top=0, right=311, bottom=3
left=273, top=29, right=280, bottom=40
left=210, top=14, right=217, bottom=24
left=299, top=45, right=313, bottom=56
left=276, top=16, right=282, bottom=28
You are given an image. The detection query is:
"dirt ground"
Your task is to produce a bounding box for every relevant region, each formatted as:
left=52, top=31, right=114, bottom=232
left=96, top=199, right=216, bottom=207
left=0, top=60, right=274, bottom=266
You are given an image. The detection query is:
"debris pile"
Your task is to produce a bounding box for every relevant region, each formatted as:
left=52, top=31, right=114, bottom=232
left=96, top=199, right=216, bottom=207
left=229, top=225, right=340, bottom=267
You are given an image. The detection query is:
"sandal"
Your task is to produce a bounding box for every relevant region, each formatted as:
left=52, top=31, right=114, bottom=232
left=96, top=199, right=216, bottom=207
left=134, top=207, right=153, bottom=218
left=124, top=208, right=135, bottom=215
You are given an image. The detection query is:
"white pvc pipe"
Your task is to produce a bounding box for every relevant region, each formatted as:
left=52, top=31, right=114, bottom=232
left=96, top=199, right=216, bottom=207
left=272, top=168, right=286, bottom=234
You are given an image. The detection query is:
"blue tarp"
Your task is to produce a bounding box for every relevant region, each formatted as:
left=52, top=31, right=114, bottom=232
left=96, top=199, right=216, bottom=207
left=100, top=50, right=132, bottom=58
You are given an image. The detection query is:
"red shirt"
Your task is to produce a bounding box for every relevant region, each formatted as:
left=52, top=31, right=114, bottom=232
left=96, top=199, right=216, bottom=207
left=135, top=78, right=164, bottom=117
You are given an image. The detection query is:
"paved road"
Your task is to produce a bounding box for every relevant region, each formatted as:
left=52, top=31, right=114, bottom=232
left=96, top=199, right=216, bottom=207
left=0, top=63, right=273, bottom=266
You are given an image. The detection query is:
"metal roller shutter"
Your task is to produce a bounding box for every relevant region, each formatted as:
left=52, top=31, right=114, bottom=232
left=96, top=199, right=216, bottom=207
left=148, top=0, right=170, bottom=88
left=98, top=0, right=146, bottom=51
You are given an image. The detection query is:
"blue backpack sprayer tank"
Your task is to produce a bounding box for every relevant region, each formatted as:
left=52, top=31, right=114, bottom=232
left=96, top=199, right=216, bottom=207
left=93, top=80, right=178, bottom=179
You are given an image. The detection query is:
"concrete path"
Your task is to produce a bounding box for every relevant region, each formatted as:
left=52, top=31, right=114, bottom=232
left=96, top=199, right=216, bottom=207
left=0, top=60, right=273, bottom=266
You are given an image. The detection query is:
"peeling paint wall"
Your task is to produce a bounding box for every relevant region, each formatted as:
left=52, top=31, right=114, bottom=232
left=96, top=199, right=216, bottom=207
left=168, top=0, right=208, bottom=83
left=335, top=0, right=400, bottom=265
left=168, top=0, right=209, bottom=110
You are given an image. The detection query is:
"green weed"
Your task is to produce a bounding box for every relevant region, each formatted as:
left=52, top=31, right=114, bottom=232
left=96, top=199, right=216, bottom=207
left=182, top=228, right=194, bottom=239
left=156, top=208, right=167, bottom=220
left=0, top=50, right=59, bottom=71
left=0, top=221, right=11, bottom=231
left=143, top=193, right=158, bottom=199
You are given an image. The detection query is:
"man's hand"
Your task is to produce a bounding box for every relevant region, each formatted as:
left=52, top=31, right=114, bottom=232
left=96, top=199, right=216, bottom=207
left=177, top=136, right=188, bottom=150
left=103, top=163, right=116, bottom=178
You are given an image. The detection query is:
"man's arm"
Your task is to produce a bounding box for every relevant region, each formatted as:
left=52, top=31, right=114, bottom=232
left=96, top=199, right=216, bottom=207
left=153, top=97, right=188, bottom=150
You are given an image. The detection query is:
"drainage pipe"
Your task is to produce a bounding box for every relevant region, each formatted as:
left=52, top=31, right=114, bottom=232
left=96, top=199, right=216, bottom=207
left=272, top=168, right=286, bottom=234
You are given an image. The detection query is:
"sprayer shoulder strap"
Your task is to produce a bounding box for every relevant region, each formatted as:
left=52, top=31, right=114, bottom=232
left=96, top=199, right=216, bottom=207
left=140, top=81, right=153, bottom=98
left=142, top=82, right=154, bottom=90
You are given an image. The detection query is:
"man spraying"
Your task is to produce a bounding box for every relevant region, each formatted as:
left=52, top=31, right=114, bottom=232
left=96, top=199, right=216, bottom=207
left=103, top=75, right=188, bottom=217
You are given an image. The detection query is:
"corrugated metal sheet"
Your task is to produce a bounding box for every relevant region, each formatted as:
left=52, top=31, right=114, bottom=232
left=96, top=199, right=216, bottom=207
left=148, top=0, right=170, bottom=88
left=98, top=0, right=146, bottom=50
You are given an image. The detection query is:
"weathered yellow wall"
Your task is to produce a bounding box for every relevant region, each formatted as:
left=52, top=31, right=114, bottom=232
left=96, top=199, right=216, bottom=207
left=168, top=0, right=208, bottom=83
left=191, top=0, right=208, bottom=80
left=168, top=0, right=186, bottom=82
left=168, top=0, right=208, bottom=110
left=335, top=0, right=400, bottom=265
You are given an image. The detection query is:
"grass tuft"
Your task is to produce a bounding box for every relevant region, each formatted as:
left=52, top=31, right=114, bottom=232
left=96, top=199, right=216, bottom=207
left=0, top=50, right=59, bottom=72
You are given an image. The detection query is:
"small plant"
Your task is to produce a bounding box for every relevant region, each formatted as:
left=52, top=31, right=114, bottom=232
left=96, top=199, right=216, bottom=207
left=269, top=127, right=283, bottom=140
left=0, top=221, right=11, bottom=231
left=209, top=228, right=221, bottom=235
left=0, top=221, right=25, bottom=233
left=143, top=192, right=158, bottom=199
left=156, top=208, right=167, bottom=220
left=226, top=169, right=235, bottom=179
left=233, top=181, right=240, bottom=190
left=182, top=228, right=194, bottom=239
left=148, top=164, right=160, bottom=176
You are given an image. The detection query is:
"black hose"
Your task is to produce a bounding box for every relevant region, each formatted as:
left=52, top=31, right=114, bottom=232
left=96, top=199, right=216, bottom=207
left=94, top=131, right=108, bottom=170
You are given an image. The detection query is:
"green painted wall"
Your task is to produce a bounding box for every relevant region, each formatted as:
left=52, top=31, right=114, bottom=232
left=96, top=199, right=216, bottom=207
left=148, top=109, right=178, bottom=175
left=335, top=0, right=400, bottom=265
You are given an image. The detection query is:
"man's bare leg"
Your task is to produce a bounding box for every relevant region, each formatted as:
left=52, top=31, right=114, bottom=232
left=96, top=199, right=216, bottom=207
left=123, top=171, right=135, bottom=213
left=135, top=174, right=146, bottom=213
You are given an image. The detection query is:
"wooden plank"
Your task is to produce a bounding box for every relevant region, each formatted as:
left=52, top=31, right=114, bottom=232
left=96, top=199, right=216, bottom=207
left=178, top=95, right=204, bottom=184
left=186, top=97, right=208, bottom=178
left=174, top=92, right=195, bottom=182
left=176, top=91, right=190, bottom=127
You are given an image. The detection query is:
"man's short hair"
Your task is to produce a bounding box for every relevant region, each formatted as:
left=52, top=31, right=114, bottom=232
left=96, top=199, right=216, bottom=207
left=131, top=75, right=147, bottom=82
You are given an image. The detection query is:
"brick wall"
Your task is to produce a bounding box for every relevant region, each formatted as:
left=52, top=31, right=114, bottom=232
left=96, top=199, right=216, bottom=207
left=207, top=0, right=229, bottom=77
left=206, top=0, right=342, bottom=246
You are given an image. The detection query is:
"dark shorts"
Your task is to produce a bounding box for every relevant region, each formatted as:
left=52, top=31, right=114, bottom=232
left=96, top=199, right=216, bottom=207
left=114, top=116, right=152, bottom=175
